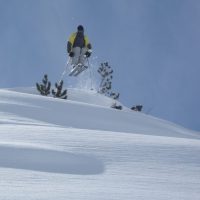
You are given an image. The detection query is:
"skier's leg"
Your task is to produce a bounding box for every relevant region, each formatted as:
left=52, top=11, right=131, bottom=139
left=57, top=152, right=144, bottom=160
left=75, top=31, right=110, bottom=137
left=71, top=47, right=81, bottom=66
left=79, top=47, right=87, bottom=66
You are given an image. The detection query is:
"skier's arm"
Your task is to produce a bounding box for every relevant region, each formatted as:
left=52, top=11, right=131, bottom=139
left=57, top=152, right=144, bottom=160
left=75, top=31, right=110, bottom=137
left=87, top=43, right=92, bottom=50
left=67, top=41, right=72, bottom=53
left=84, top=35, right=92, bottom=50
left=84, top=35, right=92, bottom=57
left=67, top=33, right=76, bottom=53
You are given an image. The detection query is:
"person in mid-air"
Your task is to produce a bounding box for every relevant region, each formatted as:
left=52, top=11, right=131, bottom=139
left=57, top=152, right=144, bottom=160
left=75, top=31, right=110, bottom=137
left=67, top=25, right=92, bottom=67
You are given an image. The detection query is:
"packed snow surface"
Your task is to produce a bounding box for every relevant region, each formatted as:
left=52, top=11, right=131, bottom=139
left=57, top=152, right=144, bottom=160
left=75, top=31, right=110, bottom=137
left=0, top=87, right=200, bottom=200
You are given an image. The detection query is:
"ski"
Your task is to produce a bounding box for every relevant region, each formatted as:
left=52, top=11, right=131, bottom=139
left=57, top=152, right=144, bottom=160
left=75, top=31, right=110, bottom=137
left=69, top=64, right=88, bottom=77
left=74, top=65, right=88, bottom=76
left=68, top=64, right=82, bottom=76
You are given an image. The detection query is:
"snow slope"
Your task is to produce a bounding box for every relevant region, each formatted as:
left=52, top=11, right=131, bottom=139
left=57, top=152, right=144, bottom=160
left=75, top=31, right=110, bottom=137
left=0, top=87, right=200, bottom=200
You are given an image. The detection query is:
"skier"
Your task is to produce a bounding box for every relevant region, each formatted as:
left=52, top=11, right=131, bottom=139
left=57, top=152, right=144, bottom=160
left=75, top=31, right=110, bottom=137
left=67, top=25, right=92, bottom=68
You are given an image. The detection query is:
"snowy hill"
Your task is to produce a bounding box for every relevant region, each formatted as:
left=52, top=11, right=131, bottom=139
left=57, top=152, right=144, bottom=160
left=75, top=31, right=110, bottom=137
left=0, top=87, right=200, bottom=200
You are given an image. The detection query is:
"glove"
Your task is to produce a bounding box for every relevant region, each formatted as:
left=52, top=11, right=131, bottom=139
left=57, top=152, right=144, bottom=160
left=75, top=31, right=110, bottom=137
left=69, top=52, right=74, bottom=57
left=85, top=51, right=91, bottom=58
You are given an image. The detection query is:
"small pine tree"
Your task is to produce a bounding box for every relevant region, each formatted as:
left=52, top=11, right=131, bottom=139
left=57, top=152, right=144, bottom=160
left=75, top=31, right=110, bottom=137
left=97, top=62, right=120, bottom=100
left=98, top=62, right=113, bottom=95
left=131, top=105, right=143, bottom=112
left=111, top=102, right=123, bottom=110
left=110, top=92, right=120, bottom=100
left=52, top=80, right=67, bottom=99
left=36, top=74, right=51, bottom=96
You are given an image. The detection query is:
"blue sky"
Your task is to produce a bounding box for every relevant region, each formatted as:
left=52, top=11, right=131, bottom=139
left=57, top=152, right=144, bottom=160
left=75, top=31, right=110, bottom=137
left=0, top=0, right=200, bottom=131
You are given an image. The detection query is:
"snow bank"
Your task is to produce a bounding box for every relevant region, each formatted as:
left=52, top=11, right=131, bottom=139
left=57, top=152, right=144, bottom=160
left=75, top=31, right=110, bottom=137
left=6, top=87, right=122, bottom=108
left=0, top=88, right=198, bottom=138
left=0, top=145, right=104, bottom=175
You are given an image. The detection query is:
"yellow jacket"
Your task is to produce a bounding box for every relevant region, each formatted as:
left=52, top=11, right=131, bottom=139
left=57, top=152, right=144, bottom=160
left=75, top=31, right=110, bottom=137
left=67, top=32, right=91, bottom=53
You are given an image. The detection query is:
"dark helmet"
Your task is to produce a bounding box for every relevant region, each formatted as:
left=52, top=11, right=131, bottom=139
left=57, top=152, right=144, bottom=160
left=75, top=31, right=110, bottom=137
left=77, top=25, right=84, bottom=32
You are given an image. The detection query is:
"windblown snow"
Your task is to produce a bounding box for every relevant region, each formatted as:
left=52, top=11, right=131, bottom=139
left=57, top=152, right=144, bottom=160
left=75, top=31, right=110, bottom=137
left=0, top=87, right=200, bottom=200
